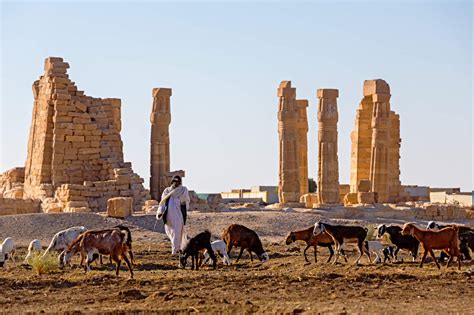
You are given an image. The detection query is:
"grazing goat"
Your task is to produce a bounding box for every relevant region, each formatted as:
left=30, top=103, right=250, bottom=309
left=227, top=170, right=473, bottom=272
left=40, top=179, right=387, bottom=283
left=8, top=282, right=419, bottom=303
left=285, top=227, right=346, bottom=263
left=43, top=226, right=87, bottom=266
left=377, top=224, right=419, bottom=261
left=202, top=240, right=231, bottom=266
left=222, top=224, right=269, bottom=263
left=24, top=239, right=42, bottom=264
left=459, top=232, right=474, bottom=260
left=63, top=228, right=133, bottom=278
left=0, top=237, right=15, bottom=267
left=401, top=223, right=461, bottom=269
left=180, top=230, right=217, bottom=270
left=313, top=222, right=370, bottom=265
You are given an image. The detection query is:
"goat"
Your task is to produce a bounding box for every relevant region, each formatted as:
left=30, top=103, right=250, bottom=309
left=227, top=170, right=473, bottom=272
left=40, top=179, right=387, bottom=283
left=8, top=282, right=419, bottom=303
left=285, top=227, right=346, bottom=263
left=459, top=231, right=474, bottom=260
left=63, top=228, right=133, bottom=278
left=0, top=237, right=15, bottom=267
left=201, top=240, right=231, bottom=266
left=401, top=223, right=461, bottom=269
left=377, top=224, right=419, bottom=261
left=222, top=224, right=269, bottom=263
left=313, top=221, right=370, bottom=265
left=24, top=239, right=42, bottom=264
left=43, top=226, right=87, bottom=266
left=180, top=230, right=216, bottom=270
left=365, top=240, right=395, bottom=263
left=426, top=222, right=472, bottom=261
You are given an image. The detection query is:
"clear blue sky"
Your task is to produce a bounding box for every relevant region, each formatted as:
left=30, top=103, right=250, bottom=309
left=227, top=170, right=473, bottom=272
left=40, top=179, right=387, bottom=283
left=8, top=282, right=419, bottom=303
left=1, top=1, right=472, bottom=193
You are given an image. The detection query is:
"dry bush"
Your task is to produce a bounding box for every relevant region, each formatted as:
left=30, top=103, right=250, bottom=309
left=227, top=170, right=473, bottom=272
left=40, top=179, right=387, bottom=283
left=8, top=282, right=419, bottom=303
left=29, top=253, right=58, bottom=275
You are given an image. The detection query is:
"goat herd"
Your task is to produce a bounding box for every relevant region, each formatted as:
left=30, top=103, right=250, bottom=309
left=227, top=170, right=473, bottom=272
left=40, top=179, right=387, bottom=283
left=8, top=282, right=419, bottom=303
left=0, top=220, right=473, bottom=279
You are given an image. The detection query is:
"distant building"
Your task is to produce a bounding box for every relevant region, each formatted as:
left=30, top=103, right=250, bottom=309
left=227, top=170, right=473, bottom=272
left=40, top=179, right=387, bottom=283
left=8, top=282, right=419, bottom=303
left=221, top=186, right=279, bottom=204
left=430, top=190, right=473, bottom=207
left=403, top=185, right=430, bottom=201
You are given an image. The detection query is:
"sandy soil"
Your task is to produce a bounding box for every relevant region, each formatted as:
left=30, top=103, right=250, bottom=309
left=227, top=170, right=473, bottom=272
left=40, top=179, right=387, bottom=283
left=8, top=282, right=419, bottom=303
left=0, top=210, right=473, bottom=313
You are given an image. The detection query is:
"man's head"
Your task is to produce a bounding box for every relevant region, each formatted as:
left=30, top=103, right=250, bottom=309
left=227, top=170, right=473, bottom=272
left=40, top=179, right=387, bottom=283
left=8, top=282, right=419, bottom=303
left=171, top=175, right=182, bottom=188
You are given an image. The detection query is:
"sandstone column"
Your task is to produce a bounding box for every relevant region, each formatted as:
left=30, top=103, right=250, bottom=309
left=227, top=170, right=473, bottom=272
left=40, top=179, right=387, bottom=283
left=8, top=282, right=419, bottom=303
left=316, top=89, right=340, bottom=204
left=297, top=99, right=309, bottom=196
left=367, top=81, right=391, bottom=202
left=388, top=111, right=401, bottom=202
left=277, top=81, right=300, bottom=204
left=150, top=88, right=171, bottom=201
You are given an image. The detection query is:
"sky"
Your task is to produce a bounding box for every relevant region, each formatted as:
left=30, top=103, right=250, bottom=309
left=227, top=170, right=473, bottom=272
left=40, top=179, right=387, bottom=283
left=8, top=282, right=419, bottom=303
left=0, top=1, right=472, bottom=193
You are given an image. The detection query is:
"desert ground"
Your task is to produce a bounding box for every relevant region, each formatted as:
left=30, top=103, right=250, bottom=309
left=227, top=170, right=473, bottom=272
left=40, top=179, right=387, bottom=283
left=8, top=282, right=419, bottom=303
left=0, top=210, right=473, bottom=313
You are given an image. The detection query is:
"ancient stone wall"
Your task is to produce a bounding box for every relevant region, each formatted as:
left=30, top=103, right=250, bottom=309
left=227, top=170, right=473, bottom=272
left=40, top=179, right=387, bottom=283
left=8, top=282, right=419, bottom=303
left=297, top=99, right=309, bottom=196
left=316, top=89, right=340, bottom=204
left=150, top=88, right=172, bottom=201
left=0, top=196, right=41, bottom=216
left=277, top=81, right=300, bottom=204
left=3, top=57, right=150, bottom=212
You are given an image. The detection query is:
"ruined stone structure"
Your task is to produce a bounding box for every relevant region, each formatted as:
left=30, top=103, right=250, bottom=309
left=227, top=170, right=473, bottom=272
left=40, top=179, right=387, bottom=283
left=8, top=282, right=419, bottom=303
left=349, top=79, right=401, bottom=203
left=297, top=99, right=309, bottom=197
left=277, top=81, right=300, bottom=204
left=150, top=88, right=172, bottom=201
left=316, top=89, right=340, bottom=204
left=0, top=57, right=150, bottom=213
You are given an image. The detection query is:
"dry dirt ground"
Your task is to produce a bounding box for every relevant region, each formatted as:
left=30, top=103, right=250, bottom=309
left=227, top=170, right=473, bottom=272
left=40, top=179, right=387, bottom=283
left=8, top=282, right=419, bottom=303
left=0, top=211, right=473, bottom=313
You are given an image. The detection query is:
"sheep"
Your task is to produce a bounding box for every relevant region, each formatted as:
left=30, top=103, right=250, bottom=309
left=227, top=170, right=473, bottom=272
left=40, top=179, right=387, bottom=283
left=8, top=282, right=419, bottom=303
left=377, top=224, right=419, bottom=261
left=24, top=239, right=42, bottom=264
left=222, top=224, right=269, bottom=263
left=180, top=230, right=217, bottom=270
left=313, top=221, right=370, bottom=265
left=43, top=226, right=87, bottom=266
left=201, top=240, right=231, bottom=266
left=63, top=228, right=133, bottom=278
left=0, top=237, right=15, bottom=267
left=285, top=226, right=347, bottom=263
left=401, top=223, right=461, bottom=269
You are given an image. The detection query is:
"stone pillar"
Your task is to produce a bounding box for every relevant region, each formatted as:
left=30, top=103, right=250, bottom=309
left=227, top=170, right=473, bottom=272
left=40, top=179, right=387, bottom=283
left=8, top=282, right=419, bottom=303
left=316, top=89, right=340, bottom=204
left=349, top=95, right=373, bottom=193
left=150, top=88, right=171, bottom=201
left=388, top=111, right=401, bottom=202
left=297, top=99, right=309, bottom=196
left=367, top=81, right=391, bottom=202
left=277, top=81, right=300, bottom=204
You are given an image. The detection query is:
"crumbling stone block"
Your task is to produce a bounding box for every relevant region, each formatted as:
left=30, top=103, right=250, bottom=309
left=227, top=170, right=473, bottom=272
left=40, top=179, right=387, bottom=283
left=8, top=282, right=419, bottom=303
left=107, top=197, right=133, bottom=218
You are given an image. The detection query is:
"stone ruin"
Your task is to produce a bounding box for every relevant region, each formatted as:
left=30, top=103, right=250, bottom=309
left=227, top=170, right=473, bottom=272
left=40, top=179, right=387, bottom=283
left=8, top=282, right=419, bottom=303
left=316, top=89, right=340, bottom=205
left=0, top=57, right=150, bottom=213
left=346, top=79, right=402, bottom=205
left=149, top=87, right=185, bottom=201
left=277, top=81, right=309, bottom=205
left=278, top=79, right=403, bottom=207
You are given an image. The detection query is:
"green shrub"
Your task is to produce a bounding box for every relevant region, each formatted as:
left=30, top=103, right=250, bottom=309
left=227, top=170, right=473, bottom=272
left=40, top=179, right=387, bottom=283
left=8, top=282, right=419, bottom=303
left=29, top=253, right=59, bottom=275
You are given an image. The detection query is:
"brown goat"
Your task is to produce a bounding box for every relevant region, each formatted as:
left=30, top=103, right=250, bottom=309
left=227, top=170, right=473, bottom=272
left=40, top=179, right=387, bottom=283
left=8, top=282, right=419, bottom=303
left=285, top=227, right=346, bottom=263
left=63, top=228, right=133, bottom=278
left=222, top=224, right=269, bottom=263
left=401, top=223, right=461, bottom=270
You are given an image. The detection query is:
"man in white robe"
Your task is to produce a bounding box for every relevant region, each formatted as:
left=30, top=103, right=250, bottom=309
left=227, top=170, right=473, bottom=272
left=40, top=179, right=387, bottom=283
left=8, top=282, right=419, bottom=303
left=156, top=175, right=190, bottom=255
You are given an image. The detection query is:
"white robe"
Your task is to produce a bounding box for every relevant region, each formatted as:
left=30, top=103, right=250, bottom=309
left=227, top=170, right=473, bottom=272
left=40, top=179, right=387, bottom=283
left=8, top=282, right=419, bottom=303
left=156, top=186, right=190, bottom=255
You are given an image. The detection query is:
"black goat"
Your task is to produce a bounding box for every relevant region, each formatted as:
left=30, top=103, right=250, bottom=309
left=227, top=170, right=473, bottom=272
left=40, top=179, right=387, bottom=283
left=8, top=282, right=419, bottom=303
left=377, top=224, right=419, bottom=261
left=313, top=221, right=370, bottom=265
left=180, top=230, right=217, bottom=270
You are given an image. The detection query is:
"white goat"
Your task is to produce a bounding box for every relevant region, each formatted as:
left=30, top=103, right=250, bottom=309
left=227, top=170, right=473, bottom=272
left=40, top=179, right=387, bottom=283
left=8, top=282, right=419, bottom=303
left=202, top=240, right=231, bottom=266
left=42, top=226, right=87, bottom=266
left=0, top=237, right=16, bottom=267
left=24, top=239, right=42, bottom=264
